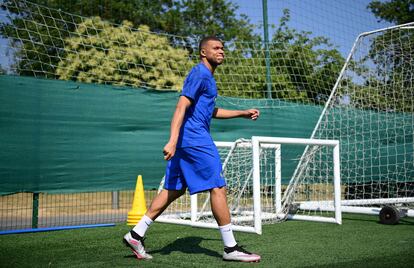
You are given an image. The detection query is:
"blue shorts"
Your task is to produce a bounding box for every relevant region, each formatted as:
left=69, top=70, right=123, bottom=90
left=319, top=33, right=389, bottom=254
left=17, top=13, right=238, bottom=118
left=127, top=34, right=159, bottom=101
left=164, top=144, right=226, bottom=195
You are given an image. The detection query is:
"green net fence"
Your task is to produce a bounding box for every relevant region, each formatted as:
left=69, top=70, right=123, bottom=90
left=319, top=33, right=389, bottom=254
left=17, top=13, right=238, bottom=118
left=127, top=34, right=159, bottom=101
left=0, top=75, right=321, bottom=195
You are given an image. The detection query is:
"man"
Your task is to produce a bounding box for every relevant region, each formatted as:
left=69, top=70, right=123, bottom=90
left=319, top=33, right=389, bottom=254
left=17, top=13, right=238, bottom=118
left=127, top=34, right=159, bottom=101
left=123, top=36, right=261, bottom=262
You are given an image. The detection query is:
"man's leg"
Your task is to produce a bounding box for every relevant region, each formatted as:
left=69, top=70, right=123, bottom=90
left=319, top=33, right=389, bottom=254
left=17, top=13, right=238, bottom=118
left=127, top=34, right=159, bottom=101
left=133, top=188, right=186, bottom=236
left=124, top=189, right=186, bottom=260
left=210, top=187, right=237, bottom=248
left=146, top=188, right=187, bottom=219
left=210, top=187, right=261, bottom=262
left=210, top=187, right=231, bottom=226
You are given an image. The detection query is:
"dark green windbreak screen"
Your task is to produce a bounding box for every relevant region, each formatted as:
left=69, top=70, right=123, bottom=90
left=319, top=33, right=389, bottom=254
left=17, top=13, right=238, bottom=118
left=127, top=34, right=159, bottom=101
left=0, top=75, right=321, bottom=194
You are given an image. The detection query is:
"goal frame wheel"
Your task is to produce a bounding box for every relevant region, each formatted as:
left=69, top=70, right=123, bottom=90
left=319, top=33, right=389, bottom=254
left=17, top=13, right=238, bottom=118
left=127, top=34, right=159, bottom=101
left=379, top=205, right=400, bottom=225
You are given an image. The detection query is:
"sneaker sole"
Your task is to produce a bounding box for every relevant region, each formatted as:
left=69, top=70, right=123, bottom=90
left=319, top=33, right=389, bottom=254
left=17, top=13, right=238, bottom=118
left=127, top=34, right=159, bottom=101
left=223, top=257, right=261, bottom=263
left=123, top=238, right=148, bottom=260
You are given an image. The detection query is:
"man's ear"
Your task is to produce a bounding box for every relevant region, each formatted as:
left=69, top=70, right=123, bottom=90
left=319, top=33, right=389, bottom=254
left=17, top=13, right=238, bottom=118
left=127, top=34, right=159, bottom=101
left=200, top=48, right=206, bottom=57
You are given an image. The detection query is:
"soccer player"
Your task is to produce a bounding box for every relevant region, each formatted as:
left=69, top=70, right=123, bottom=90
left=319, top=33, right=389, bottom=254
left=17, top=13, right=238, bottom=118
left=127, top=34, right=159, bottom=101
left=123, top=36, right=261, bottom=262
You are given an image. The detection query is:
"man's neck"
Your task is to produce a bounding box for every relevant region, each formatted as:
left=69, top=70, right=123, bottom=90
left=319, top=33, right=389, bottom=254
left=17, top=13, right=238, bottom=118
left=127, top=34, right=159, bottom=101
left=200, top=59, right=216, bottom=74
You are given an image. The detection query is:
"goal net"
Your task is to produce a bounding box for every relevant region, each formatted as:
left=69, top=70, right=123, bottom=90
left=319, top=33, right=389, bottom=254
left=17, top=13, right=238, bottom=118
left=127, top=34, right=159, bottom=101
left=293, top=23, right=414, bottom=216
left=157, top=137, right=341, bottom=234
left=0, top=0, right=343, bottom=109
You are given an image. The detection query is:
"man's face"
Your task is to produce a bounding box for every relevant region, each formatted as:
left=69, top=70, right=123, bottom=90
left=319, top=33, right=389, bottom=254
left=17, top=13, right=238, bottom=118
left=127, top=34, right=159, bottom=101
left=201, top=40, right=225, bottom=66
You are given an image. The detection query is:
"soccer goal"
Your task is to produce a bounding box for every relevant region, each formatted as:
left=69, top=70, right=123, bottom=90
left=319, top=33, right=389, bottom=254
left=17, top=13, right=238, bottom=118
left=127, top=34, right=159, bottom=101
left=156, top=137, right=341, bottom=234
left=295, top=22, right=414, bottom=223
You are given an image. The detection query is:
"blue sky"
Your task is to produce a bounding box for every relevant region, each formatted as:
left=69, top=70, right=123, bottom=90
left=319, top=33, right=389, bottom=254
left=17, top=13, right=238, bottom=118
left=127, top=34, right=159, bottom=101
left=0, top=0, right=393, bottom=71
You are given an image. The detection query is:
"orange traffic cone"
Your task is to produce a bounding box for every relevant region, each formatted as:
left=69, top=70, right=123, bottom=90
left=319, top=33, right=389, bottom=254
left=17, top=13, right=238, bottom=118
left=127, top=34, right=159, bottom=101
left=127, top=175, right=147, bottom=225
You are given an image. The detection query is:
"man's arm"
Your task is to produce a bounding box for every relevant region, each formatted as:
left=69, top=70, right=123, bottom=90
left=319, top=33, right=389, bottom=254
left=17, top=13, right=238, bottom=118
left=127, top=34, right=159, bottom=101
left=163, top=96, right=192, bottom=160
left=213, top=108, right=259, bottom=120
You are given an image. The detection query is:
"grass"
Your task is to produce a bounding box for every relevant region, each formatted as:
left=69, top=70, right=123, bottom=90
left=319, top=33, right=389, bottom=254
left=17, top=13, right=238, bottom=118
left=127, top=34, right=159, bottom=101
left=0, top=214, right=413, bottom=268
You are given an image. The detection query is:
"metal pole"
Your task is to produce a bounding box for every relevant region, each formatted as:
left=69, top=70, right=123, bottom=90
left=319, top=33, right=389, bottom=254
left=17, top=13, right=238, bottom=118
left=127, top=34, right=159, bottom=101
left=333, top=144, right=342, bottom=224
left=111, top=191, right=119, bottom=209
left=252, top=136, right=262, bottom=235
left=262, top=0, right=272, bottom=98
left=32, top=192, right=39, bottom=228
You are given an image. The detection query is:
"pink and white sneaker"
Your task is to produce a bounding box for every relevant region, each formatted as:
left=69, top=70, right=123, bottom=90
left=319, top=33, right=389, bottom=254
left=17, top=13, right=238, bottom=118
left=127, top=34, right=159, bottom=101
left=123, top=231, right=153, bottom=260
left=223, top=244, right=261, bottom=262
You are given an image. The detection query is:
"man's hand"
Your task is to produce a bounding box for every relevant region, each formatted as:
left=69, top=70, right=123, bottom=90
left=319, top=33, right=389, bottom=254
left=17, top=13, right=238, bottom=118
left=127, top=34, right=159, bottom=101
left=244, top=109, right=260, bottom=120
left=163, top=142, right=176, bottom=161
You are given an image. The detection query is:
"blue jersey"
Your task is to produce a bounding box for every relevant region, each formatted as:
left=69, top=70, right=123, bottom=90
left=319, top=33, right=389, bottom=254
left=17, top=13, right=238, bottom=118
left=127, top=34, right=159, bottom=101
left=177, top=63, right=217, bottom=148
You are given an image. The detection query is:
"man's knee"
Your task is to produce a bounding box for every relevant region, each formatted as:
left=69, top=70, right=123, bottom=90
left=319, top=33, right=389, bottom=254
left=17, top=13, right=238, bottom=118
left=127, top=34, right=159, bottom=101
left=174, top=188, right=187, bottom=198
left=210, top=187, right=228, bottom=201
left=165, top=188, right=186, bottom=202
left=210, top=186, right=227, bottom=195
left=146, top=188, right=186, bottom=216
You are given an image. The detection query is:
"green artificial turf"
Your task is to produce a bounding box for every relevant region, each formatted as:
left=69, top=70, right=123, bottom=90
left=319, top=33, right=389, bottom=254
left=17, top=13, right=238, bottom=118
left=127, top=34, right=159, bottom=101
left=0, top=214, right=413, bottom=267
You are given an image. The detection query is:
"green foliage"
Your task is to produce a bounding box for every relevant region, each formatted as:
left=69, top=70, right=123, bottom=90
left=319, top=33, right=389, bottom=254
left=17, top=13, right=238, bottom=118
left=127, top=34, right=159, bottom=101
left=56, top=18, right=192, bottom=90
left=363, top=1, right=414, bottom=112
left=215, top=46, right=268, bottom=99
left=363, top=32, right=413, bottom=112
left=270, top=10, right=345, bottom=103
left=334, top=27, right=413, bottom=113
left=12, top=0, right=259, bottom=43
left=368, top=0, right=414, bottom=24
left=0, top=0, right=257, bottom=81
left=0, top=1, right=72, bottom=77
left=176, top=0, right=259, bottom=43
left=352, top=79, right=409, bottom=112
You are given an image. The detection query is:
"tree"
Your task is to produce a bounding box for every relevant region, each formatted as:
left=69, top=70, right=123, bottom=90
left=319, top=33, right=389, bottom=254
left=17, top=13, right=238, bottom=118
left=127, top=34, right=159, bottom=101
left=0, top=0, right=258, bottom=79
left=362, top=29, right=413, bottom=112
left=365, top=0, right=414, bottom=112
left=3, top=0, right=258, bottom=42
left=368, top=0, right=414, bottom=24
left=175, top=0, right=258, bottom=43
left=268, top=9, right=344, bottom=103
left=56, top=18, right=193, bottom=90
left=0, top=1, right=74, bottom=77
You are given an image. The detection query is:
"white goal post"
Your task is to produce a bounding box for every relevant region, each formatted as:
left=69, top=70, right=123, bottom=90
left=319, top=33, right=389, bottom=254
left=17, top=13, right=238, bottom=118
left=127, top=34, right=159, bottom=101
left=252, top=136, right=342, bottom=227
left=303, top=22, right=414, bottom=218
left=156, top=136, right=342, bottom=234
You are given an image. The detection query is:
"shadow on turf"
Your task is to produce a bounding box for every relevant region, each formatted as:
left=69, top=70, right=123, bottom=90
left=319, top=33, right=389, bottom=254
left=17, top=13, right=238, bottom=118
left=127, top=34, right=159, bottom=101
left=342, top=214, right=414, bottom=225
left=395, top=218, right=414, bottom=225
left=147, top=236, right=222, bottom=257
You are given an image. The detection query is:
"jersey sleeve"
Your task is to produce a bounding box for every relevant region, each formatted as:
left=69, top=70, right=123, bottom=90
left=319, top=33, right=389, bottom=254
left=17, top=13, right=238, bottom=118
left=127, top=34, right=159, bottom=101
left=181, top=74, right=205, bottom=101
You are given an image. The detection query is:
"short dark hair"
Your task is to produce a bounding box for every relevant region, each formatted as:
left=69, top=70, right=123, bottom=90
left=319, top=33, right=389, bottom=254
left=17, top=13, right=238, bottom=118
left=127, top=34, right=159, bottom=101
left=198, top=36, right=223, bottom=54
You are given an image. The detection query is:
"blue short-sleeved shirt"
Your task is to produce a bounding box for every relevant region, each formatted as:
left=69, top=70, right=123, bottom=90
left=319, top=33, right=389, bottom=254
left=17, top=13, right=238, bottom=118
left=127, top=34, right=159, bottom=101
left=177, top=63, right=217, bottom=148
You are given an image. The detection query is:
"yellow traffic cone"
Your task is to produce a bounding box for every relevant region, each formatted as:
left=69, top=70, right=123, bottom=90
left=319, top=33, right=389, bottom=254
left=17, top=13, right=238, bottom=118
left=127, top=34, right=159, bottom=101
left=127, top=175, right=147, bottom=225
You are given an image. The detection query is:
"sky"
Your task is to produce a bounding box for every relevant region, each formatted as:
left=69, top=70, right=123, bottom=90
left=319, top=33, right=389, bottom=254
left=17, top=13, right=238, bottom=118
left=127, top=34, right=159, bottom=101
left=0, top=0, right=393, bottom=72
